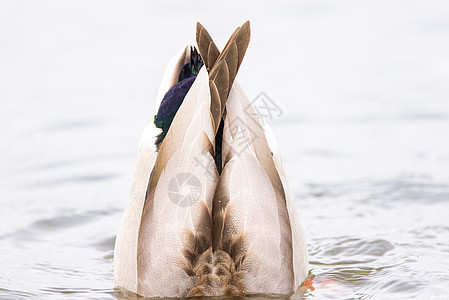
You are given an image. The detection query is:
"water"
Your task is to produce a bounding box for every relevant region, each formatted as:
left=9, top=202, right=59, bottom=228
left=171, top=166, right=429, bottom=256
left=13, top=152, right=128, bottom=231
left=1, top=1, right=449, bottom=299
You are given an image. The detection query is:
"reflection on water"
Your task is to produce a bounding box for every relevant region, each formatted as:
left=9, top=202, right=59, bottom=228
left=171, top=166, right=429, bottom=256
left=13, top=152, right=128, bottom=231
left=1, top=0, right=449, bottom=299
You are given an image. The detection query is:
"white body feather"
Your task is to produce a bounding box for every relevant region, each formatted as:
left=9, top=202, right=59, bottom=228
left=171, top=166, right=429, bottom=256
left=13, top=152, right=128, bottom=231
left=114, top=36, right=308, bottom=297
left=136, top=67, right=218, bottom=297
left=222, top=82, right=309, bottom=292
left=114, top=45, right=191, bottom=293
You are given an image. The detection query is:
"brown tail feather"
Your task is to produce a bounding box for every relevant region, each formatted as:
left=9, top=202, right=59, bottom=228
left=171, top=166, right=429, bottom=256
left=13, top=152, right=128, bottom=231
left=184, top=247, right=246, bottom=297
left=196, top=21, right=251, bottom=133
left=196, top=23, right=220, bottom=72
left=181, top=203, right=247, bottom=297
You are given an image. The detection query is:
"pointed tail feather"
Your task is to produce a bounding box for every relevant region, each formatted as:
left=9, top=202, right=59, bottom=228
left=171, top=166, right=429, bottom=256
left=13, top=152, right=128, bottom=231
left=196, top=23, right=220, bottom=73
left=196, top=21, right=251, bottom=133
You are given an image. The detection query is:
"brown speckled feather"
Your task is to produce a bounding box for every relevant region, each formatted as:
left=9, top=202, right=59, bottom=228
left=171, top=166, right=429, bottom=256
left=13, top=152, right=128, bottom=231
left=179, top=202, right=247, bottom=297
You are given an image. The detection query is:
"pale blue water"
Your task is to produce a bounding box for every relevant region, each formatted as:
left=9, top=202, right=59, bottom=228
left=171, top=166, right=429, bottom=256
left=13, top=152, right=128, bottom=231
left=1, top=1, right=449, bottom=299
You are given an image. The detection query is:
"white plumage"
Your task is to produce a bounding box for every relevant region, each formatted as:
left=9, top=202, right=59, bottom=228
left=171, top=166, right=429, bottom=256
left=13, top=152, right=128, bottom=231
left=114, top=21, right=309, bottom=298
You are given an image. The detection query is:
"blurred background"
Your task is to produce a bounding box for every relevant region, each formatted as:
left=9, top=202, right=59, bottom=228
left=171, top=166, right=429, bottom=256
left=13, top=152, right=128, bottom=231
left=1, top=0, right=448, bottom=299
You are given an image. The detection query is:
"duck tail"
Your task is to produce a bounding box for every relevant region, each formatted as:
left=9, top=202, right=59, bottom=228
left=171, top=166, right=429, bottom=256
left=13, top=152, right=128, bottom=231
left=196, top=21, right=251, bottom=134
left=186, top=248, right=244, bottom=297
left=180, top=203, right=247, bottom=297
left=196, top=21, right=250, bottom=171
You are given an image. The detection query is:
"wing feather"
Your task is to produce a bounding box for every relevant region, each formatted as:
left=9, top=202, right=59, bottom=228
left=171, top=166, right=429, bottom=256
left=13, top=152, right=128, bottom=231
left=261, top=122, right=309, bottom=289
left=137, top=22, right=252, bottom=297
left=114, top=45, right=191, bottom=293
left=114, top=124, right=159, bottom=292
left=155, top=45, right=190, bottom=112
left=213, top=128, right=294, bottom=294
left=212, top=82, right=309, bottom=293
left=137, top=69, right=218, bottom=297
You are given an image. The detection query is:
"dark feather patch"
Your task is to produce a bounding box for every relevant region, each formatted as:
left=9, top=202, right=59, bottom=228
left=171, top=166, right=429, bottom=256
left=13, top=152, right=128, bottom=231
left=181, top=200, right=248, bottom=297
left=154, top=76, right=196, bottom=149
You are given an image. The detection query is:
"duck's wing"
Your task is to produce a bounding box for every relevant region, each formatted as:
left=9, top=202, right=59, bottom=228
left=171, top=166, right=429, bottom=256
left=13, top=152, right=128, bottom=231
left=260, top=120, right=309, bottom=291
left=137, top=68, right=217, bottom=298
left=213, top=82, right=309, bottom=295
left=155, top=45, right=191, bottom=111
left=113, top=45, right=190, bottom=293
left=113, top=123, right=159, bottom=293
left=136, top=23, right=250, bottom=298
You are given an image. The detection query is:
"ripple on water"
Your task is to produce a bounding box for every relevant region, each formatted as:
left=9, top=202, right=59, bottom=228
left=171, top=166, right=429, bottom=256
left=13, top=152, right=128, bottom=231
left=91, top=235, right=116, bottom=252
left=5, top=209, right=115, bottom=243
left=310, top=237, right=395, bottom=264
left=308, top=236, right=402, bottom=298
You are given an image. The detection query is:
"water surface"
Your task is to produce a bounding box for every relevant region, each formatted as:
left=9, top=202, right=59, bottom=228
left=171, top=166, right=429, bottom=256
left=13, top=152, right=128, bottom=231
left=1, top=1, right=449, bottom=299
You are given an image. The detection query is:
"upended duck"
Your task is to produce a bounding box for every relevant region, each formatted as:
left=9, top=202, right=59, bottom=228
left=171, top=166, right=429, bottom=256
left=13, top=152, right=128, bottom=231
left=114, top=21, right=309, bottom=298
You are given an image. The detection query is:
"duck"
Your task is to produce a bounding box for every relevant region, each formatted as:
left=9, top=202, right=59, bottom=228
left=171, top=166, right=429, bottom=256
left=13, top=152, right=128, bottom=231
left=114, top=21, right=309, bottom=298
